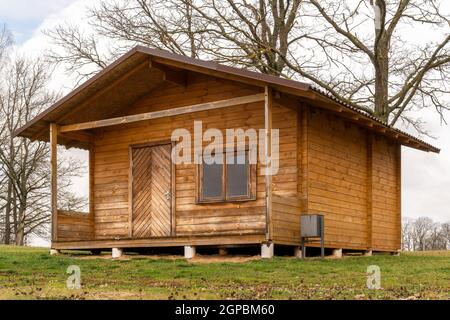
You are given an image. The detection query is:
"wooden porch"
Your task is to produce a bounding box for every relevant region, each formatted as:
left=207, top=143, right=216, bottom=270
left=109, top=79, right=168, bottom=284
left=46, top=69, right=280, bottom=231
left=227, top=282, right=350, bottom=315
left=52, top=233, right=266, bottom=251
left=49, top=90, right=276, bottom=252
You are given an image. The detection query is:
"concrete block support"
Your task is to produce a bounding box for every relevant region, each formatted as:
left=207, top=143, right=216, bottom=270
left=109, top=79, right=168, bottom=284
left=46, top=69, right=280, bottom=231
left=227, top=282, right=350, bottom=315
left=112, top=248, right=123, bottom=259
left=364, top=250, right=373, bottom=257
left=261, top=242, right=274, bottom=259
left=391, top=250, right=401, bottom=256
left=332, top=248, right=343, bottom=258
left=218, top=248, right=228, bottom=256
left=294, top=247, right=303, bottom=259
left=184, top=246, right=196, bottom=259
left=50, top=249, right=60, bottom=256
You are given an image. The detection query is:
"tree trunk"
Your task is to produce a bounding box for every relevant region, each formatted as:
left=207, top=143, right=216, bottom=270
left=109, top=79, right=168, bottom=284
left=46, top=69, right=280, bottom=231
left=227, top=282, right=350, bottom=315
left=15, top=228, right=24, bottom=246
left=15, top=205, right=26, bottom=246
left=372, top=0, right=390, bottom=123
left=374, top=38, right=389, bottom=122
left=3, top=181, right=12, bottom=244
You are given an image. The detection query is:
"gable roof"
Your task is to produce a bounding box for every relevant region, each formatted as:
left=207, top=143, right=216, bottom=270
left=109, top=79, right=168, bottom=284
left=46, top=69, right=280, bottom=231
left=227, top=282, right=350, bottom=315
left=14, top=45, right=439, bottom=153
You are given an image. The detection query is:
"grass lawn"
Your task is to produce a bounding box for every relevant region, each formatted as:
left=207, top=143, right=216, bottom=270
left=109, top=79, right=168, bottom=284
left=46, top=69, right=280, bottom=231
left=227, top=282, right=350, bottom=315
left=0, top=245, right=448, bottom=300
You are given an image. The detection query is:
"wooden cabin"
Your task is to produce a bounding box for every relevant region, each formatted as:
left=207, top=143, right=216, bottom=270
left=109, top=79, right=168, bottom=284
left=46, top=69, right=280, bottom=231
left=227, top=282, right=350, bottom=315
left=14, top=46, right=439, bottom=258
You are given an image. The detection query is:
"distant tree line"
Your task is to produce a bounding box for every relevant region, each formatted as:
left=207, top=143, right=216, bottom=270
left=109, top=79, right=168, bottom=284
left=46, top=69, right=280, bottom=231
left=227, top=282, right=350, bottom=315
left=402, top=217, right=450, bottom=251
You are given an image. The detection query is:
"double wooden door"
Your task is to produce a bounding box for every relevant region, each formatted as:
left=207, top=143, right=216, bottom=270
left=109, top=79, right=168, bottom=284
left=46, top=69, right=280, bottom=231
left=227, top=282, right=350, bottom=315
left=131, top=143, right=172, bottom=238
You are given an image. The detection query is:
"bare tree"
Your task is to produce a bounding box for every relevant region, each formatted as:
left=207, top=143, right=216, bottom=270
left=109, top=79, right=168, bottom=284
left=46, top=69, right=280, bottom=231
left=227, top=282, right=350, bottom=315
left=426, top=221, right=447, bottom=250
left=410, top=216, right=433, bottom=251
left=46, top=0, right=305, bottom=78
left=439, top=222, right=450, bottom=249
left=402, top=216, right=449, bottom=251
left=0, top=55, right=86, bottom=245
left=302, top=0, right=450, bottom=131
left=45, top=0, right=450, bottom=132
left=0, top=25, right=11, bottom=63
left=401, top=217, right=414, bottom=251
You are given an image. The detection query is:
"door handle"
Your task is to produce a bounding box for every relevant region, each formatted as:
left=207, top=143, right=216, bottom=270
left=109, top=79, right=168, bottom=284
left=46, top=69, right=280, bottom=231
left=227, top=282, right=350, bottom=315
left=164, top=191, right=171, bottom=200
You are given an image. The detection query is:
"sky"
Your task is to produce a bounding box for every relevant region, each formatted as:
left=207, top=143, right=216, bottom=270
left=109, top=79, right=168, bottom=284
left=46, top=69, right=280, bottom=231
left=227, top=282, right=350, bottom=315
left=0, top=0, right=76, bottom=43
left=1, top=0, right=449, bottom=230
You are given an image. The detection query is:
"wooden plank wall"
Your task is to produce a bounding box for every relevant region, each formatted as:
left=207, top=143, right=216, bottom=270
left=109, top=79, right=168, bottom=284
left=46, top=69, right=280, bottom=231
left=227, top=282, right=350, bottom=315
left=371, top=136, right=401, bottom=251
left=92, top=74, right=270, bottom=239
left=57, top=211, right=94, bottom=241
left=272, top=105, right=299, bottom=197
left=307, top=109, right=369, bottom=250
left=271, top=101, right=301, bottom=244
left=304, top=107, right=401, bottom=251
left=272, top=195, right=302, bottom=244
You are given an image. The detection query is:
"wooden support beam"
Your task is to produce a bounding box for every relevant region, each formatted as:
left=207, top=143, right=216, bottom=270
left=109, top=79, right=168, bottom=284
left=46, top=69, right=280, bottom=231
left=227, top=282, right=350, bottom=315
left=163, top=68, right=187, bottom=87
left=171, top=141, right=176, bottom=237
left=52, top=233, right=265, bottom=250
left=59, top=131, right=94, bottom=144
left=57, top=59, right=151, bottom=123
left=366, top=132, right=373, bottom=251
left=373, top=124, right=387, bottom=133
left=150, top=61, right=187, bottom=87
left=300, top=105, right=310, bottom=214
left=150, top=55, right=272, bottom=91
left=273, top=94, right=301, bottom=112
left=396, top=144, right=402, bottom=250
left=128, top=147, right=134, bottom=238
left=50, top=123, right=59, bottom=243
left=60, top=93, right=265, bottom=132
left=89, top=146, right=95, bottom=223
left=264, top=86, right=273, bottom=241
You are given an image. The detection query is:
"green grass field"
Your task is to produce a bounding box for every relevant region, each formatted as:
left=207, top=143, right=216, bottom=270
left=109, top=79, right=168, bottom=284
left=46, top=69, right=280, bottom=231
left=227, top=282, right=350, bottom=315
left=0, top=246, right=448, bottom=300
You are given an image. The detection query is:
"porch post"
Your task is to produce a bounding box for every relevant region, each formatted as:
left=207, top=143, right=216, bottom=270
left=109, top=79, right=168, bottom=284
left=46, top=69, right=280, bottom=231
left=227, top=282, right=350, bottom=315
left=50, top=123, right=59, bottom=243
left=264, top=86, right=273, bottom=241
left=89, top=145, right=95, bottom=232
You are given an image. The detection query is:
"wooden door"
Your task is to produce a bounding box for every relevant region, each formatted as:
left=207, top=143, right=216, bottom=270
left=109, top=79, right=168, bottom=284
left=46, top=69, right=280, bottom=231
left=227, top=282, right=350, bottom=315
left=131, top=143, right=172, bottom=238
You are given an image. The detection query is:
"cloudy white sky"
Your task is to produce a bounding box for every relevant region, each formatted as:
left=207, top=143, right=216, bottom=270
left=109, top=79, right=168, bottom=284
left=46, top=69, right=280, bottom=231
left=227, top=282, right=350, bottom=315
left=1, top=0, right=449, bottom=225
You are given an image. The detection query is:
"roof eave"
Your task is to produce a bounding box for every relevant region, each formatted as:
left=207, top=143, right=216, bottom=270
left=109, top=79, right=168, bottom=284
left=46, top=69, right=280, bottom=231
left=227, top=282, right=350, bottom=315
left=12, top=45, right=440, bottom=154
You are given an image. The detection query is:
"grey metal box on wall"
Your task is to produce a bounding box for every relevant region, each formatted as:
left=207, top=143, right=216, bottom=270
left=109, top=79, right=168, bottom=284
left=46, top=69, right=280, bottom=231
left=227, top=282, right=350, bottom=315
left=301, top=215, right=324, bottom=238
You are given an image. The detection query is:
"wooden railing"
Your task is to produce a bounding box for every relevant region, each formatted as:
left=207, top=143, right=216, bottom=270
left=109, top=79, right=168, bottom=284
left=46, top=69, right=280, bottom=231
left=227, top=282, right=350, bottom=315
left=57, top=210, right=94, bottom=242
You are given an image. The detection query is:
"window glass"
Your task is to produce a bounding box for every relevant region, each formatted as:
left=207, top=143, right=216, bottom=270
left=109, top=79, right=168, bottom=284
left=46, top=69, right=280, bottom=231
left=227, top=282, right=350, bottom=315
left=202, top=155, right=223, bottom=199
left=226, top=152, right=248, bottom=198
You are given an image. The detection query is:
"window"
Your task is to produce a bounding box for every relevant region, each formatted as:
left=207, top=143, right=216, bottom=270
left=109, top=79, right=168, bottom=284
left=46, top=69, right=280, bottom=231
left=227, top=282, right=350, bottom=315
left=198, top=150, right=256, bottom=203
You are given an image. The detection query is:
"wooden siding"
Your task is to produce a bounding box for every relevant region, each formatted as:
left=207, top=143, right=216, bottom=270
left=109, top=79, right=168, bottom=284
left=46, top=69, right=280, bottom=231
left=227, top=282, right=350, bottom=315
left=271, top=100, right=301, bottom=244
left=92, top=74, right=267, bottom=239
left=57, top=211, right=94, bottom=241
left=371, top=136, right=401, bottom=251
left=303, top=108, right=400, bottom=251
left=272, top=104, right=299, bottom=198
left=307, top=109, right=369, bottom=250
left=272, top=195, right=302, bottom=244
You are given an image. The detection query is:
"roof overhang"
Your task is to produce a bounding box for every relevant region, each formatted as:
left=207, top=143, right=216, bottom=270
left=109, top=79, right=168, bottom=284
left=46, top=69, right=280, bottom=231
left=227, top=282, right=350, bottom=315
left=13, top=46, right=440, bottom=153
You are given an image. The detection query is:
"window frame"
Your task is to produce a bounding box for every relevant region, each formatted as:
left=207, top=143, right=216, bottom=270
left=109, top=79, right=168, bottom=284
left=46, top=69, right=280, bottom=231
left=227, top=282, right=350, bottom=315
left=196, top=149, right=256, bottom=204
